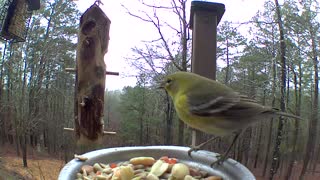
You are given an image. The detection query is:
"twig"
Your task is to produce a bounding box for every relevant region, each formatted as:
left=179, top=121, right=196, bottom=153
left=65, top=68, right=76, bottom=72
left=141, top=0, right=173, bottom=9
left=63, top=128, right=74, bottom=132
left=63, top=128, right=116, bottom=135
left=65, top=68, right=119, bottom=76
left=106, top=71, right=119, bottom=76
left=121, top=5, right=153, bottom=23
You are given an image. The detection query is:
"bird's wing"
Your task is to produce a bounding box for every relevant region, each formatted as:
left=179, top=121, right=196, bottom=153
left=188, top=90, right=266, bottom=118
left=188, top=90, right=241, bottom=116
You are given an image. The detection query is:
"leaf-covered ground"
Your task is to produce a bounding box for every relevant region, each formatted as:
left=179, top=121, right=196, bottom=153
left=0, top=165, right=24, bottom=180
left=0, top=144, right=64, bottom=180
left=0, top=156, right=64, bottom=180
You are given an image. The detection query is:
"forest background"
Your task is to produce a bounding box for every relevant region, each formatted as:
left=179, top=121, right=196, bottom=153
left=0, top=0, right=319, bottom=179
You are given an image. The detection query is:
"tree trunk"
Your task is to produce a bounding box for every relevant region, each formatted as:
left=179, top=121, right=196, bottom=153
left=300, top=15, right=319, bottom=179
left=237, top=137, right=243, bottom=163
left=225, top=39, right=230, bottom=84
left=254, top=85, right=267, bottom=168
left=20, top=134, right=27, bottom=167
left=0, top=42, right=7, bottom=145
left=262, top=34, right=277, bottom=177
left=15, top=134, right=20, bottom=157
left=244, top=127, right=252, bottom=167
left=270, top=0, right=286, bottom=179
left=146, top=117, right=150, bottom=145
left=139, top=116, right=144, bottom=145
left=165, top=93, right=173, bottom=144
left=6, top=43, right=17, bottom=153
left=178, top=121, right=184, bottom=146
left=279, top=157, right=284, bottom=178
left=285, top=61, right=301, bottom=180
left=232, top=137, right=236, bottom=159
left=254, top=123, right=263, bottom=168
left=312, top=143, right=320, bottom=174
left=177, top=0, right=188, bottom=146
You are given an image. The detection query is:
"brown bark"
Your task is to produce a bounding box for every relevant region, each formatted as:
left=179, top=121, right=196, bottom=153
left=270, top=0, right=286, bottom=178
left=244, top=127, right=252, bottom=167
left=165, top=92, right=174, bottom=145
left=177, top=0, right=188, bottom=146
left=300, top=12, right=319, bottom=179
left=0, top=42, right=7, bottom=145
left=285, top=60, right=301, bottom=180
left=237, top=137, right=243, bottom=163
left=312, top=143, right=320, bottom=174
left=75, top=4, right=110, bottom=146
left=254, top=84, right=267, bottom=169
left=19, top=40, right=29, bottom=166
left=5, top=43, right=18, bottom=155
left=224, top=39, right=229, bottom=84
left=254, top=123, right=263, bottom=168
left=20, top=134, right=27, bottom=167
left=262, top=27, right=276, bottom=177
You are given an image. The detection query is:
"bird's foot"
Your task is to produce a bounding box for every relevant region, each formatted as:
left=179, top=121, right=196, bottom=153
left=188, top=137, right=220, bottom=158
left=187, top=145, right=202, bottom=158
left=210, top=154, right=227, bottom=167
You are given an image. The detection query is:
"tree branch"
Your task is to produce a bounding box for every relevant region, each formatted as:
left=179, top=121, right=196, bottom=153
left=121, top=4, right=153, bottom=23
left=140, top=0, right=173, bottom=9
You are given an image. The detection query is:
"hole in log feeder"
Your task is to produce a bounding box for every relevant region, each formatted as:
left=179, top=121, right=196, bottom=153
left=81, top=20, right=96, bottom=35
left=81, top=37, right=96, bottom=59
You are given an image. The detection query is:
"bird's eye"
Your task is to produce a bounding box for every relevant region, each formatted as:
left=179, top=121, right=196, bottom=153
left=166, top=79, right=172, bottom=84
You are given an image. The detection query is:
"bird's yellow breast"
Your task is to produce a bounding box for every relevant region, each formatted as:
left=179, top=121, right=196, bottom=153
left=174, top=94, right=230, bottom=136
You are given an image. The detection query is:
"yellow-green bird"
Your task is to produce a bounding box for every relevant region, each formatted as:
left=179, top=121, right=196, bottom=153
left=159, top=71, right=301, bottom=164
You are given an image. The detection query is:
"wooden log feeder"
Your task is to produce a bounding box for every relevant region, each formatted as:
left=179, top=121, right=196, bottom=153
left=70, top=3, right=116, bottom=146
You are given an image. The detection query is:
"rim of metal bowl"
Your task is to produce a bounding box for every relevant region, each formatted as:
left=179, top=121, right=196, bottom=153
left=58, top=146, right=255, bottom=180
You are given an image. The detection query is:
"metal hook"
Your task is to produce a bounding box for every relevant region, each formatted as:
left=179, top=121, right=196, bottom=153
left=94, top=0, right=104, bottom=6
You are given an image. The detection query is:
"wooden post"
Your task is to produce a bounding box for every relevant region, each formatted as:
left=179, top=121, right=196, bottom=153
left=75, top=4, right=111, bottom=146
left=189, top=1, right=225, bottom=146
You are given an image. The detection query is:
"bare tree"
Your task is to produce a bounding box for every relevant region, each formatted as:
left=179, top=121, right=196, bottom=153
left=270, top=0, right=287, bottom=178
left=123, top=0, right=191, bottom=145
left=300, top=2, right=319, bottom=178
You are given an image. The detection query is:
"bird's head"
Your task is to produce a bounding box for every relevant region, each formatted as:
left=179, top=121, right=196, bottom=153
left=158, top=72, right=192, bottom=98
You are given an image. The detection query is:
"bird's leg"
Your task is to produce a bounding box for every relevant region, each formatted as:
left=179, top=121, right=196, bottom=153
left=211, top=133, right=240, bottom=166
left=188, top=136, right=220, bottom=157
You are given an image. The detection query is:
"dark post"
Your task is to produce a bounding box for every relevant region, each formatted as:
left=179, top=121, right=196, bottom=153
left=189, top=1, right=225, bottom=146
left=190, top=1, right=225, bottom=79
left=27, top=0, right=41, bottom=11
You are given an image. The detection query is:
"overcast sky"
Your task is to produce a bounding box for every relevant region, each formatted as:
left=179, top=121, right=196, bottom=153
left=75, top=0, right=265, bottom=90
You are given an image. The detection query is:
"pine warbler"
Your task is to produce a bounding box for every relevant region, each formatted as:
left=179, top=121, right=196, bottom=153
left=159, top=71, right=301, bottom=164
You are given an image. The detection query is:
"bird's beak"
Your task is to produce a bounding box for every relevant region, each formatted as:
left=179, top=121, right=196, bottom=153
left=157, top=81, right=166, bottom=89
